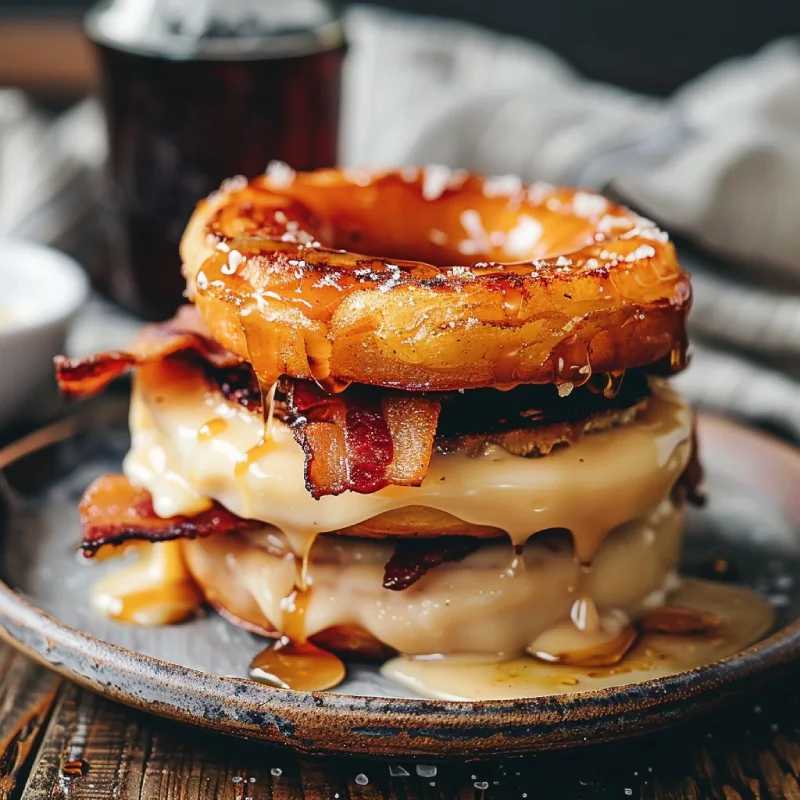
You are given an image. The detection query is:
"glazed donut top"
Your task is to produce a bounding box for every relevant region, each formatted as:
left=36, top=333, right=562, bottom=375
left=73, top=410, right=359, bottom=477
left=181, top=165, right=690, bottom=392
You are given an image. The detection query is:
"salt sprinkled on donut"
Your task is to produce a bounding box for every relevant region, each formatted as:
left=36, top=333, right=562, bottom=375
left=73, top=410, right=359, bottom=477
left=180, top=168, right=690, bottom=392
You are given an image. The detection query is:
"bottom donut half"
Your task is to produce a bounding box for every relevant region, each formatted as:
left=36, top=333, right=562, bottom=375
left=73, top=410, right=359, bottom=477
left=182, top=500, right=683, bottom=659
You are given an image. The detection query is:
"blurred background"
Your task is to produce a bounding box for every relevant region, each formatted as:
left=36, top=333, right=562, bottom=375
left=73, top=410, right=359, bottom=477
left=3, top=0, right=800, bottom=98
left=3, top=0, right=800, bottom=438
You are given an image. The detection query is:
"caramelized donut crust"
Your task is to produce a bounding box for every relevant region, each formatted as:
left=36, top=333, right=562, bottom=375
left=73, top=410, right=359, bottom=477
left=181, top=167, right=690, bottom=392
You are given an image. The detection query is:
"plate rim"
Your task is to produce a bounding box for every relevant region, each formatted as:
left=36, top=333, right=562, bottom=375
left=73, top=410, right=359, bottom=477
left=0, top=403, right=798, bottom=758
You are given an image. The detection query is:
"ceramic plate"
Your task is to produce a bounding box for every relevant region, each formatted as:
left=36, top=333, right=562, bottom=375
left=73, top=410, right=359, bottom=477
left=0, top=398, right=799, bottom=758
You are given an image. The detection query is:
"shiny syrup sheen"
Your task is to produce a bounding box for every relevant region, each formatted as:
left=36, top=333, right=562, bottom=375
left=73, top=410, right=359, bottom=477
left=113, top=170, right=690, bottom=692
left=249, top=639, right=346, bottom=692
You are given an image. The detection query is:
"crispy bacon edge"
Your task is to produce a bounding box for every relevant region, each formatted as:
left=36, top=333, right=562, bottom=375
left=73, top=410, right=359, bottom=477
left=79, top=474, right=254, bottom=556
left=54, top=305, right=242, bottom=399
left=283, top=380, right=441, bottom=499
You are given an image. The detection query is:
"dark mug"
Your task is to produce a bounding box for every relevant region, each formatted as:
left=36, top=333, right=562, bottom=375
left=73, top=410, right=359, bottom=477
left=85, top=0, right=346, bottom=320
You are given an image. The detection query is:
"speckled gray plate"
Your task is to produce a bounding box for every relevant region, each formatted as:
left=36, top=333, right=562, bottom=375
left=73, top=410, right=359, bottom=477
left=0, top=398, right=799, bottom=759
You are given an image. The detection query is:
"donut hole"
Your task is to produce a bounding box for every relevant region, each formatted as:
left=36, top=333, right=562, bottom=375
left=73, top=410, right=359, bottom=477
left=265, top=173, right=600, bottom=268
left=328, top=200, right=597, bottom=268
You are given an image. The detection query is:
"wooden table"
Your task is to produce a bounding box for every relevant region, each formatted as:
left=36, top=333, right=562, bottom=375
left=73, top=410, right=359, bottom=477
left=0, top=641, right=798, bottom=799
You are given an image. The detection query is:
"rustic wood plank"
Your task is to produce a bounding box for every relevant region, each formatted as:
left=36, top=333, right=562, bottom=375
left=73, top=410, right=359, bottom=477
left=139, top=721, right=286, bottom=800
left=296, top=758, right=348, bottom=800
left=0, top=643, right=61, bottom=800
left=20, top=683, right=149, bottom=799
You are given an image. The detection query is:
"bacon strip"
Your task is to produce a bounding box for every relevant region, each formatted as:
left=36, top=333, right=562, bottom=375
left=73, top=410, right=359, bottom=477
left=382, top=536, right=483, bottom=591
left=55, top=306, right=241, bottom=399
left=284, top=381, right=441, bottom=499
left=79, top=474, right=253, bottom=555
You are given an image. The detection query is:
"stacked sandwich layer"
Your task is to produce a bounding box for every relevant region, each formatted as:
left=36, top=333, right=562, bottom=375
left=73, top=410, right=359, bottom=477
left=56, top=167, right=697, bottom=663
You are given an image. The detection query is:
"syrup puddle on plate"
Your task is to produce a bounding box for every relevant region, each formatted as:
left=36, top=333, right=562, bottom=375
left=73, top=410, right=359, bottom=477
left=379, top=579, right=776, bottom=700
left=250, top=639, right=346, bottom=692
left=89, top=542, right=776, bottom=700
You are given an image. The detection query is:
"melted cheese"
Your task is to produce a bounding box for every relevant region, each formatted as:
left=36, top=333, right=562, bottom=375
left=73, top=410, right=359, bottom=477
left=183, top=499, right=683, bottom=656
left=381, top=580, right=776, bottom=699
left=125, top=358, right=693, bottom=563
left=91, top=540, right=203, bottom=625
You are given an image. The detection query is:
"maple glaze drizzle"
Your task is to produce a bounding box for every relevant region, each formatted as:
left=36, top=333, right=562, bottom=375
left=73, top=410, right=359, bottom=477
left=198, top=417, right=228, bottom=441
left=235, top=308, right=279, bottom=478
left=638, top=604, right=718, bottom=635
left=248, top=589, right=349, bottom=693
left=234, top=439, right=273, bottom=479
left=603, top=370, right=626, bottom=399
left=280, top=588, right=311, bottom=644
left=546, top=333, right=593, bottom=391
left=91, top=540, right=204, bottom=626
left=235, top=296, right=317, bottom=588
left=527, top=603, right=718, bottom=670
left=283, top=531, right=319, bottom=593
left=249, top=639, right=346, bottom=692
left=670, top=340, right=688, bottom=371
left=232, top=375, right=275, bottom=482
left=506, top=543, right=526, bottom=577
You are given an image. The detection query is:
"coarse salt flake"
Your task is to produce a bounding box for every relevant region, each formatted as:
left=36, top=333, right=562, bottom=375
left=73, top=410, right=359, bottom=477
left=266, top=161, right=296, bottom=188
left=220, top=174, right=248, bottom=193
left=422, top=165, right=454, bottom=201
left=527, top=181, right=555, bottom=204
left=483, top=174, right=523, bottom=197
left=222, top=250, right=244, bottom=275
left=572, top=191, right=608, bottom=218
left=625, top=244, right=656, bottom=263
left=343, top=168, right=373, bottom=186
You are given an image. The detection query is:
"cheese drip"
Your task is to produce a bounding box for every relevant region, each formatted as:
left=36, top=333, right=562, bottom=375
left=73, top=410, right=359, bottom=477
left=124, top=359, right=693, bottom=563
left=92, top=540, right=203, bottom=625
left=381, top=580, right=776, bottom=700
left=183, top=500, right=682, bottom=657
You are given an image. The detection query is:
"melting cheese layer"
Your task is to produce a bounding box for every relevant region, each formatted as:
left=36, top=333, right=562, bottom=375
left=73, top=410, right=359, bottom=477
left=184, top=500, right=683, bottom=656
left=125, top=359, right=693, bottom=562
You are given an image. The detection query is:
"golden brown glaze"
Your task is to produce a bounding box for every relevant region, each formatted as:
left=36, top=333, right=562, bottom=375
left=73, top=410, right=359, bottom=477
left=181, top=167, right=690, bottom=392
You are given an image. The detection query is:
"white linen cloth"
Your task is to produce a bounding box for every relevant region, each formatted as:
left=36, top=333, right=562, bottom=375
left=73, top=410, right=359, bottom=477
left=4, top=6, right=800, bottom=435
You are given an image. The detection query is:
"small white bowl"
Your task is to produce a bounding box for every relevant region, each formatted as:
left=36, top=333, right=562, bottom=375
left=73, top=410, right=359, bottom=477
left=0, top=238, right=89, bottom=427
